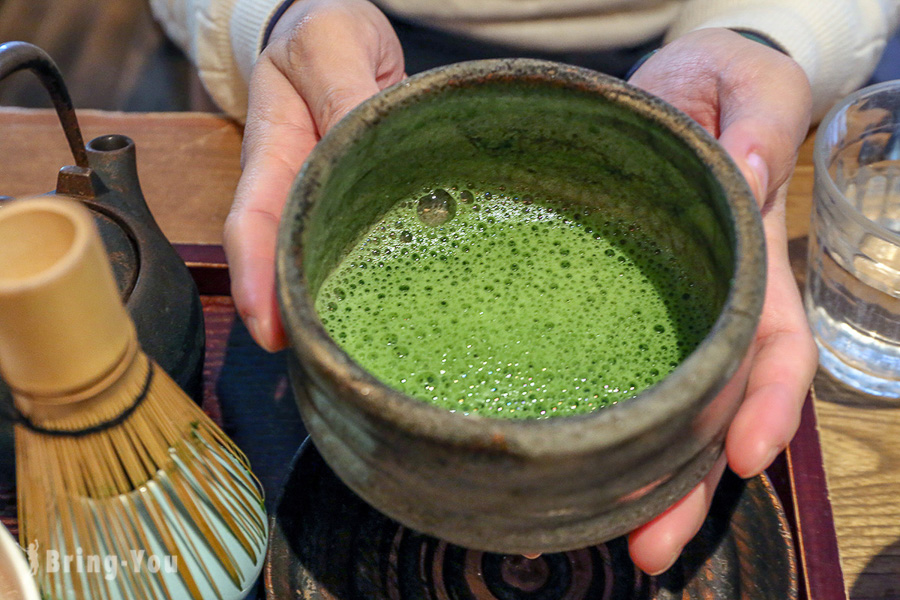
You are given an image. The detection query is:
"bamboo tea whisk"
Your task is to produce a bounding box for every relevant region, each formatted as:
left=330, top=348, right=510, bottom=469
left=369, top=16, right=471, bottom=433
left=0, top=197, right=267, bottom=600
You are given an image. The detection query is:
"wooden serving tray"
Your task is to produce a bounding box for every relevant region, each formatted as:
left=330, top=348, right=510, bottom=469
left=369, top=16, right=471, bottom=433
left=181, top=245, right=854, bottom=600
left=0, top=244, right=842, bottom=600
left=0, top=107, right=852, bottom=597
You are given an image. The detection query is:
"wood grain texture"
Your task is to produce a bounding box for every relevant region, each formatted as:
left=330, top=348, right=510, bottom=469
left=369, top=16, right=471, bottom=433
left=3, top=108, right=898, bottom=598
left=3, top=2, right=900, bottom=592
left=786, top=134, right=815, bottom=243
left=0, top=107, right=241, bottom=244
left=813, top=372, right=900, bottom=600
left=786, top=132, right=900, bottom=600
left=784, top=394, right=847, bottom=600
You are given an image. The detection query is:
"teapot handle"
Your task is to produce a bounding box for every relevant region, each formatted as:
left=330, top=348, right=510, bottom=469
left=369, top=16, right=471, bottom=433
left=0, top=41, right=89, bottom=170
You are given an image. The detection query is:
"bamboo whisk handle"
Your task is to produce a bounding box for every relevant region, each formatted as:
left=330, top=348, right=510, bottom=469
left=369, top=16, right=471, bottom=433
left=0, top=197, right=134, bottom=398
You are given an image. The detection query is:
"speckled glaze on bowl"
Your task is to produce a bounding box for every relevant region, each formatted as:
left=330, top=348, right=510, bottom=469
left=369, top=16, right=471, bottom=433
left=276, top=59, right=765, bottom=554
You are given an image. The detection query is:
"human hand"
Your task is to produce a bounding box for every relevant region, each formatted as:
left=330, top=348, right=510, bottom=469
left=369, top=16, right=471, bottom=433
left=224, top=0, right=405, bottom=351
left=626, top=28, right=817, bottom=574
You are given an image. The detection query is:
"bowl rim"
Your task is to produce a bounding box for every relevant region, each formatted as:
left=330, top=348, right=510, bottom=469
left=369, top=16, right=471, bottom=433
left=276, top=58, right=765, bottom=458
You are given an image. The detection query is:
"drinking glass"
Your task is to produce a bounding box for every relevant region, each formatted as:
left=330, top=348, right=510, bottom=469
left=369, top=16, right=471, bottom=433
left=806, top=80, right=900, bottom=396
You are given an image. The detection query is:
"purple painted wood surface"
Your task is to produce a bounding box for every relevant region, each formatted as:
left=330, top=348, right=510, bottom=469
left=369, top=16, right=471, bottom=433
left=0, top=256, right=843, bottom=599
left=787, top=394, right=848, bottom=600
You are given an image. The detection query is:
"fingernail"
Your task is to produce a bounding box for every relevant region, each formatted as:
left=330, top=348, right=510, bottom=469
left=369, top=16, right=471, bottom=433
left=746, top=444, right=782, bottom=478
left=647, top=549, right=681, bottom=577
left=245, top=316, right=262, bottom=346
left=746, top=152, right=769, bottom=204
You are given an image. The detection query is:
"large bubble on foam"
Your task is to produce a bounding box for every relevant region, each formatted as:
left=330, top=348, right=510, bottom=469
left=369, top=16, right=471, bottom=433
left=417, top=189, right=457, bottom=226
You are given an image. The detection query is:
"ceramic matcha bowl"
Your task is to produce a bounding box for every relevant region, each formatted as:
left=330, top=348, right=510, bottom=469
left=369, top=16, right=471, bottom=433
left=276, top=59, right=765, bottom=553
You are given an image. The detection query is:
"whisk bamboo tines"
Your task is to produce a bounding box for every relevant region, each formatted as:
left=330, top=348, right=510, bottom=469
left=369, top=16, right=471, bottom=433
left=0, top=197, right=267, bottom=600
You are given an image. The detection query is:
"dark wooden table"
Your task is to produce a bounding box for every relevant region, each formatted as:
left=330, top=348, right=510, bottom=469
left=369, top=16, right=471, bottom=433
left=2, top=107, right=898, bottom=600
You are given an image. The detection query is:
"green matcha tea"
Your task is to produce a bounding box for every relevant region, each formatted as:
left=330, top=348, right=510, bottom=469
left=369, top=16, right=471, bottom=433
left=315, top=187, right=720, bottom=418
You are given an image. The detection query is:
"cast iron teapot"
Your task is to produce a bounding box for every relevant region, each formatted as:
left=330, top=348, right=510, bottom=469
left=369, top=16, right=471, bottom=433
left=0, top=41, right=205, bottom=460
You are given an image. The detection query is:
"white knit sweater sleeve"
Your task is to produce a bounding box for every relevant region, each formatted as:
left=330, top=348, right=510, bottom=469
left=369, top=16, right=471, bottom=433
left=152, top=0, right=900, bottom=122
left=667, top=0, right=900, bottom=120
left=149, top=0, right=287, bottom=120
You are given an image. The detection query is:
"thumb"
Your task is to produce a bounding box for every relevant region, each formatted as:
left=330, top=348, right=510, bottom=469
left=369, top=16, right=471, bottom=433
left=717, top=114, right=803, bottom=209
left=716, top=59, right=811, bottom=207
left=629, top=29, right=811, bottom=208
left=226, top=3, right=404, bottom=351
left=269, top=1, right=405, bottom=136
